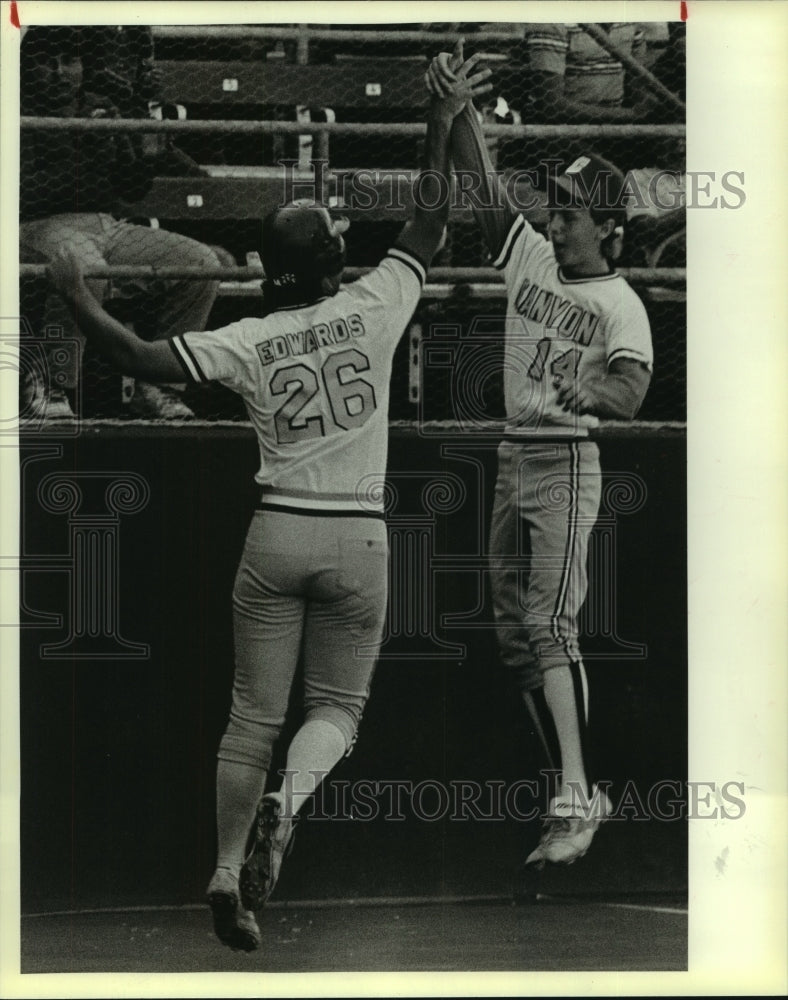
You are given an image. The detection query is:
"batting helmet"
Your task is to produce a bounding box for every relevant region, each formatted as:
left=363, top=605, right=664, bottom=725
left=261, top=200, right=350, bottom=304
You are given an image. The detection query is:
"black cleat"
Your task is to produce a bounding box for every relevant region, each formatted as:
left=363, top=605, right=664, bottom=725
left=206, top=868, right=261, bottom=952
left=239, top=793, right=297, bottom=910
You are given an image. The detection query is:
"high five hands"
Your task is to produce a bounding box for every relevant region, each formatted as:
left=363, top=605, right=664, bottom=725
left=425, top=39, right=493, bottom=118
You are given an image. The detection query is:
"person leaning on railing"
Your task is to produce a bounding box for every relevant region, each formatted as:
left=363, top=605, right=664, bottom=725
left=18, top=25, right=224, bottom=419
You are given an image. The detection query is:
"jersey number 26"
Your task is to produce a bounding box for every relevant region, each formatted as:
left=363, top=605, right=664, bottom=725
left=270, top=347, right=377, bottom=444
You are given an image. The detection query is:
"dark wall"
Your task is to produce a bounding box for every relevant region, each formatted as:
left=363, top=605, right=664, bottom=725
left=19, top=429, right=686, bottom=911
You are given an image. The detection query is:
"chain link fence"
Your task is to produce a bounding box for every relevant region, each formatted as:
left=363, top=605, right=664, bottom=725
left=18, top=22, right=685, bottom=425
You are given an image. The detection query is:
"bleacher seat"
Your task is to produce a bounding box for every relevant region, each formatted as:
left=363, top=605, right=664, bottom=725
left=156, top=59, right=430, bottom=108
left=157, top=57, right=434, bottom=169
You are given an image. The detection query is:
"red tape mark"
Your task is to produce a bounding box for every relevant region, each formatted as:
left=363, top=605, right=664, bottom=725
left=680, top=1, right=688, bottom=20
left=10, top=1, right=20, bottom=27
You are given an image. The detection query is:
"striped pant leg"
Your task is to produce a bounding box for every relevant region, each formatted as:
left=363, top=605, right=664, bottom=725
left=489, top=441, right=539, bottom=686
left=520, top=440, right=601, bottom=695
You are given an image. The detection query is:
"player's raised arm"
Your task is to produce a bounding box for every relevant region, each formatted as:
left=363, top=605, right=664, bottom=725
left=426, top=48, right=518, bottom=260
left=47, top=247, right=186, bottom=381
left=395, top=41, right=492, bottom=267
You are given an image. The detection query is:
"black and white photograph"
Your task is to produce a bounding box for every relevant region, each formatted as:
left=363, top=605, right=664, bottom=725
left=1, top=1, right=785, bottom=995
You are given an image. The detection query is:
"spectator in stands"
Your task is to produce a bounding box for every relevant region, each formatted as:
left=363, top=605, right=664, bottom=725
left=79, top=25, right=159, bottom=118
left=620, top=25, right=686, bottom=266
left=515, top=22, right=654, bottom=123
left=468, top=22, right=673, bottom=198
left=643, top=22, right=686, bottom=104
left=78, top=25, right=209, bottom=178
left=634, top=21, right=671, bottom=71
left=620, top=154, right=686, bottom=268
left=78, top=26, right=239, bottom=266
left=463, top=21, right=671, bottom=138
left=19, top=25, right=222, bottom=418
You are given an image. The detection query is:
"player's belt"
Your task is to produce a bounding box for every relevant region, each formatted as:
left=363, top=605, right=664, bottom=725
left=256, top=488, right=385, bottom=519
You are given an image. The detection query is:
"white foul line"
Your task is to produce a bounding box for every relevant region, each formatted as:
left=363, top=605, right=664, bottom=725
left=22, top=894, right=688, bottom=919
left=599, top=902, right=688, bottom=916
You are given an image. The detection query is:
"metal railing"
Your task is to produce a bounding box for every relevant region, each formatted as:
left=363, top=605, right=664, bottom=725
left=20, top=116, right=685, bottom=140
left=19, top=264, right=686, bottom=302
left=151, top=25, right=528, bottom=46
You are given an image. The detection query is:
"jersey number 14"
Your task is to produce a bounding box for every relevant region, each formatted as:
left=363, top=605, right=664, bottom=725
left=270, top=347, right=377, bottom=444
left=527, top=339, right=582, bottom=388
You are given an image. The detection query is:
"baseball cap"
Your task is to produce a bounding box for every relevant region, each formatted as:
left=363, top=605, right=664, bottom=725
left=542, top=153, right=627, bottom=221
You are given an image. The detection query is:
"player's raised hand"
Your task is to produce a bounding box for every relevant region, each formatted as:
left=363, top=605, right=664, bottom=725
left=47, top=246, right=88, bottom=298
left=425, top=40, right=493, bottom=118
left=425, top=37, right=464, bottom=98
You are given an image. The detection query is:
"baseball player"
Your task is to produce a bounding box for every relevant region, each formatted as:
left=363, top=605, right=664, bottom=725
left=48, top=48, right=492, bottom=951
left=426, top=52, right=653, bottom=868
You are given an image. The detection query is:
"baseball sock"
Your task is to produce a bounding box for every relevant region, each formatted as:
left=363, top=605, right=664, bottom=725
left=543, top=665, right=589, bottom=805
left=568, top=659, right=593, bottom=790
left=279, top=719, right=347, bottom=820
left=522, top=686, right=561, bottom=803
left=215, top=759, right=267, bottom=877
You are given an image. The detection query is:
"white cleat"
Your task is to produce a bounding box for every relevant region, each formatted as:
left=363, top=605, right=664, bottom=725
left=127, top=381, right=194, bottom=419
left=525, top=785, right=612, bottom=868
left=43, top=388, right=76, bottom=419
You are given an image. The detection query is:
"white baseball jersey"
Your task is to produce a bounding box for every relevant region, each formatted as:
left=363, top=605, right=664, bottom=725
left=170, top=248, right=425, bottom=513
left=492, top=214, right=653, bottom=433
